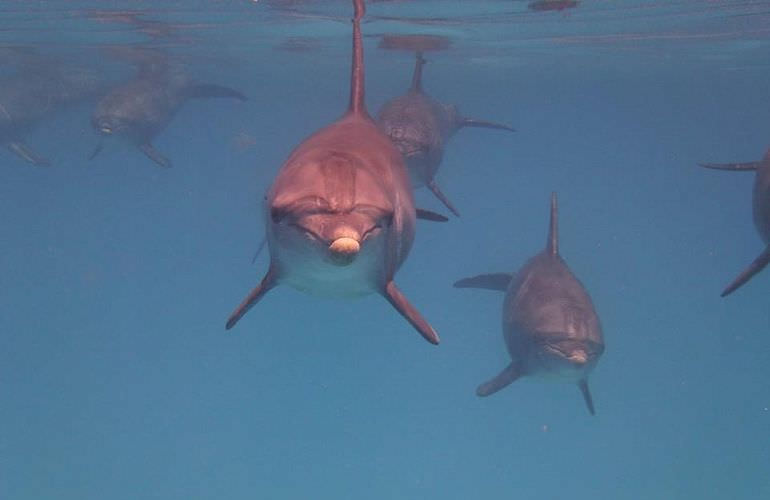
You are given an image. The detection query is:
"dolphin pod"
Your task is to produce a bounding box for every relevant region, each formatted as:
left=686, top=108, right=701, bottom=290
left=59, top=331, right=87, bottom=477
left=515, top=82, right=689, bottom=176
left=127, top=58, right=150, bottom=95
left=225, top=0, right=443, bottom=344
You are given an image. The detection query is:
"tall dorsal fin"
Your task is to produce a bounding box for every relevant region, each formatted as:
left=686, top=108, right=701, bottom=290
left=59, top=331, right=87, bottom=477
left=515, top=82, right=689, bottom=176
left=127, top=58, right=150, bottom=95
left=410, top=51, right=426, bottom=92
left=347, top=0, right=368, bottom=117
left=547, top=192, right=558, bottom=256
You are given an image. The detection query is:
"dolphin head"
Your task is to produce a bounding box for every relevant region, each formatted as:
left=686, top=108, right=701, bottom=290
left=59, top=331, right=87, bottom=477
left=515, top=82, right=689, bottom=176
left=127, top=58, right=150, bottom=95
left=267, top=150, right=396, bottom=294
left=91, top=110, right=129, bottom=136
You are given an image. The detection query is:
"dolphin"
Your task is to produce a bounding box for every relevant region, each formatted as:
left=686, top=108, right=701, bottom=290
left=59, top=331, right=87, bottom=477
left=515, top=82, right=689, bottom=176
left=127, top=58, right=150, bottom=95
left=700, top=149, right=770, bottom=296
left=528, top=0, right=579, bottom=12
left=225, top=0, right=443, bottom=344
left=454, top=193, right=605, bottom=414
left=0, top=62, right=104, bottom=166
left=89, top=49, right=246, bottom=168
left=376, top=51, right=515, bottom=216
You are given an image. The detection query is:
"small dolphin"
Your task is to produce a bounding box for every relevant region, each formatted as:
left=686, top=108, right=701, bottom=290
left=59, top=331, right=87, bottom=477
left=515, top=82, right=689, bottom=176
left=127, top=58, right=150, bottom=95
left=528, top=0, right=578, bottom=12
left=376, top=51, right=515, bottom=216
left=454, top=193, right=604, bottom=414
left=700, top=149, right=770, bottom=296
left=226, top=0, right=443, bottom=344
left=90, top=49, right=246, bottom=168
left=0, top=61, right=103, bottom=166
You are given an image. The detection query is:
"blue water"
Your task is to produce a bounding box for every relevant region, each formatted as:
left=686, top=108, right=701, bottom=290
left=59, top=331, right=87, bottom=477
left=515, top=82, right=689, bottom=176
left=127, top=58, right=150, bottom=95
left=1, top=1, right=769, bottom=499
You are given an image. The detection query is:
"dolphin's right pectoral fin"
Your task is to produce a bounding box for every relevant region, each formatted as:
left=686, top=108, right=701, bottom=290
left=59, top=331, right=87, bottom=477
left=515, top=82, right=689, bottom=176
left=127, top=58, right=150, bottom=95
left=477, top=363, right=521, bottom=396
left=8, top=141, right=50, bottom=167
left=427, top=179, right=460, bottom=217
left=139, top=143, right=171, bottom=168
left=453, top=273, right=513, bottom=291
left=251, top=237, right=267, bottom=264
left=721, top=246, right=770, bottom=297
left=416, top=208, right=449, bottom=222
left=225, top=267, right=278, bottom=330
left=578, top=379, right=596, bottom=415
left=382, top=281, right=439, bottom=345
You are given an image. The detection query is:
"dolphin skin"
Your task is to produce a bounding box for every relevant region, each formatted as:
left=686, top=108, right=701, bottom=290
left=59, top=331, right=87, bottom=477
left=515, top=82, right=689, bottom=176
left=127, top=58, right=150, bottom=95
left=455, top=193, right=604, bottom=414
left=226, top=0, right=441, bottom=345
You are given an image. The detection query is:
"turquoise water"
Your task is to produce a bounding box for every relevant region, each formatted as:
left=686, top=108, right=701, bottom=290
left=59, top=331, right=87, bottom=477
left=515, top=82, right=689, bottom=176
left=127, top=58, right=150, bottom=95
left=1, top=1, right=769, bottom=499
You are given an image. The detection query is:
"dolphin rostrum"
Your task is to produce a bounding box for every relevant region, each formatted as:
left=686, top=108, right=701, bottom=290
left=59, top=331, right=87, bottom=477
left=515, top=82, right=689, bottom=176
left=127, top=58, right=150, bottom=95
left=454, top=193, right=605, bottom=414
left=90, top=48, right=246, bottom=168
left=376, top=51, right=515, bottom=216
left=700, top=149, right=770, bottom=296
left=226, top=0, right=443, bottom=344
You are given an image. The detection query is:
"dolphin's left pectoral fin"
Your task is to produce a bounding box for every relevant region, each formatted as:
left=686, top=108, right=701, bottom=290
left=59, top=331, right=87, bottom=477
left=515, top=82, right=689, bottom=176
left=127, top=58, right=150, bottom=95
left=427, top=179, right=460, bottom=217
left=416, top=208, right=449, bottom=222
left=186, top=84, right=247, bottom=102
left=88, top=141, right=104, bottom=161
left=8, top=141, right=50, bottom=166
left=721, top=246, right=770, bottom=297
left=382, top=281, right=439, bottom=345
left=460, top=117, right=516, bottom=133
left=454, top=273, right=513, bottom=291
left=139, top=143, right=171, bottom=168
left=225, top=266, right=278, bottom=330
left=578, top=379, right=596, bottom=415
left=477, top=363, right=521, bottom=396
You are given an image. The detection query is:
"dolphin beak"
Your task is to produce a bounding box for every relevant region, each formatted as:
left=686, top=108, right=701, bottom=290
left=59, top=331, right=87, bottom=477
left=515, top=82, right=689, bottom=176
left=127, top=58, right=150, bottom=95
left=568, top=351, right=588, bottom=364
left=328, top=237, right=360, bottom=266
left=100, top=126, right=112, bottom=134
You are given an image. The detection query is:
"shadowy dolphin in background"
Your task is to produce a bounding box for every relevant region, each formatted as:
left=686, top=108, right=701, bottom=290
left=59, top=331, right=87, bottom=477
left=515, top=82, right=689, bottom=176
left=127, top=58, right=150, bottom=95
left=226, top=0, right=444, bottom=344
left=89, top=48, right=246, bottom=168
left=0, top=54, right=104, bottom=166
left=700, top=149, right=770, bottom=296
left=377, top=51, right=515, bottom=216
left=454, top=193, right=604, bottom=414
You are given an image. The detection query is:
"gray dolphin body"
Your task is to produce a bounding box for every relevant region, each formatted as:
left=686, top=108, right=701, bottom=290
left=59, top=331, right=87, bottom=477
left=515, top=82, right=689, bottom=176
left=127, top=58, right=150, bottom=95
left=700, top=149, right=770, bottom=296
left=0, top=64, right=103, bottom=166
left=90, top=52, right=246, bottom=168
left=376, top=52, right=515, bottom=216
left=455, top=193, right=604, bottom=414
left=226, top=0, right=441, bottom=344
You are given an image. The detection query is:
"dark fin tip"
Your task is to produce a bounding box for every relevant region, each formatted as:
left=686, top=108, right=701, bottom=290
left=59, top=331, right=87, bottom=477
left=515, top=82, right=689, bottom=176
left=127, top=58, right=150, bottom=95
left=416, top=208, right=449, bottom=222
left=720, top=246, right=770, bottom=297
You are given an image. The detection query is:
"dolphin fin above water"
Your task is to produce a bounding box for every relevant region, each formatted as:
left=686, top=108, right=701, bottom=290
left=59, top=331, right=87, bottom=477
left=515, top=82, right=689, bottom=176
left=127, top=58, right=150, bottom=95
left=8, top=140, right=50, bottom=166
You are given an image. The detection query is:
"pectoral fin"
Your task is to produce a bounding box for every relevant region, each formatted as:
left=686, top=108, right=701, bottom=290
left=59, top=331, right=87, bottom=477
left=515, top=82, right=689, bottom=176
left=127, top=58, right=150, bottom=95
left=139, top=143, right=171, bottom=168
left=416, top=208, right=449, bottom=222
left=578, top=379, right=596, bottom=415
left=382, top=281, right=439, bottom=345
left=699, top=161, right=760, bottom=171
left=460, top=117, right=516, bottom=133
left=8, top=141, right=50, bottom=166
left=454, top=273, right=513, bottom=291
left=477, top=363, right=521, bottom=396
left=186, top=83, right=247, bottom=102
left=721, top=246, right=770, bottom=297
left=88, top=141, right=104, bottom=161
left=427, top=179, right=460, bottom=217
left=225, top=266, right=278, bottom=330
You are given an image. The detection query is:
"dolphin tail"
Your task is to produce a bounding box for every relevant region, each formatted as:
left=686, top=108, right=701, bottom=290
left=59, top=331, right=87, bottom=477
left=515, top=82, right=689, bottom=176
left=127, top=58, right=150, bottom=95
left=416, top=208, right=449, bottom=222
left=382, top=281, right=439, bottom=345
left=720, top=246, right=770, bottom=297
left=185, top=83, right=247, bottom=102
left=427, top=179, right=460, bottom=217
left=226, top=266, right=278, bottom=330
left=578, top=379, right=596, bottom=415
left=139, top=143, right=172, bottom=168
left=453, top=273, right=513, bottom=291
left=477, top=363, right=521, bottom=396
left=547, top=191, right=558, bottom=256
left=698, top=161, right=761, bottom=171
left=88, top=141, right=104, bottom=161
left=459, top=117, right=516, bottom=133
left=7, top=141, right=50, bottom=166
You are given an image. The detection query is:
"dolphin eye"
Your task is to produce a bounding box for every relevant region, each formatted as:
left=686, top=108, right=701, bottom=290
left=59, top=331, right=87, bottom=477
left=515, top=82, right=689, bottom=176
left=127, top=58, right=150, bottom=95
left=271, top=207, right=288, bottom=224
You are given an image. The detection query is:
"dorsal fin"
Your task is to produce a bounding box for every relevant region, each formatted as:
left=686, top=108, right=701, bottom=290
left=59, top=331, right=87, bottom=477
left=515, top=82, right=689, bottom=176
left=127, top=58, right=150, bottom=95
left=347, top=0, right=368, bottom=117
left=410, top=51, right=426, bottom=92
left=547, top=192, right=558, bottom=256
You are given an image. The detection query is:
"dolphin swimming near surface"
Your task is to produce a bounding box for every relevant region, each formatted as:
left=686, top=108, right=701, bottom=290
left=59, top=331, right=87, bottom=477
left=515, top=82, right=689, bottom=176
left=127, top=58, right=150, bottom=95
left=454, top=193, right=604, bottom=414
left=376, top=51, right=515, bottom=216
left=89, top=48, right=246, bottom=168
left=226, top=0, right=443, bottom=344
left=700, top=149, right=770, bottom=297
left=0, top=60, right=104, bottom=166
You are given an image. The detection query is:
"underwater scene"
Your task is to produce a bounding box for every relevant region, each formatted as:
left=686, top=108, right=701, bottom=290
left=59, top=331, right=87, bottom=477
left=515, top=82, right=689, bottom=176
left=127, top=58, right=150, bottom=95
left=1, top=1, right=769, bottom=498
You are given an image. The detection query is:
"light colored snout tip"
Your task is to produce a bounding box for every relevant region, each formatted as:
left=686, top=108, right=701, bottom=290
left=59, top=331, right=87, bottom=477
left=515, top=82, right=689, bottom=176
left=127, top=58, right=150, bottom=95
left=329, top=237, right=360, bottom=265
left=569, top=351, right=588, bottom=364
